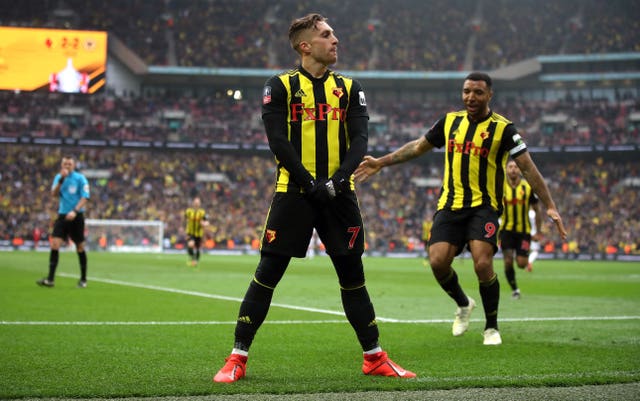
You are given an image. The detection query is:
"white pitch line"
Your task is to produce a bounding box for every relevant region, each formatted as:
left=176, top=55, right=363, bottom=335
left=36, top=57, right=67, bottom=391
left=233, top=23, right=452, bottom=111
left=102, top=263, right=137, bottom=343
left=57, top=273, right=355, bottom=318
left=51, top=273, right=640, bottom=325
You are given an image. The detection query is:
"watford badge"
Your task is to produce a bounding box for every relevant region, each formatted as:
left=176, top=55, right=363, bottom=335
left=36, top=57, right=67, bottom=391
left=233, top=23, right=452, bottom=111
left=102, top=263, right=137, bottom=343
left=332, top=87, right=344, bottom=98
left=265, top=229, right=276, bottom=243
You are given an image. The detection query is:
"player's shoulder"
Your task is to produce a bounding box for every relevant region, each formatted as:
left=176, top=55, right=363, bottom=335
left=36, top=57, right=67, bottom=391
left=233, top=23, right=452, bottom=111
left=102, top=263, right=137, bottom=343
left=273, top=67, right=300, bottom=80
left=331, top=70, right=351, bottom=80
left=489, top=111, right=513, bottom=125
left=71, top=170, right=88, bottom=180
left=330, top=70, right=359, bottom=86
left=264, top=68, right=297, bottom=86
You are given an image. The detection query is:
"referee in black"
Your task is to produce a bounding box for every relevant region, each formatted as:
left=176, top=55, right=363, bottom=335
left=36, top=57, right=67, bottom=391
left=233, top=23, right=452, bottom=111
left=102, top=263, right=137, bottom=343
left=213, top=13, right=415, bottom=382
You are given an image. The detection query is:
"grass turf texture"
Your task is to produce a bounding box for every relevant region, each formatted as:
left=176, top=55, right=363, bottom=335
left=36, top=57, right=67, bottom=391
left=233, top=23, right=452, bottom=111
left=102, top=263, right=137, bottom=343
left=1, top=251, right=639, bottom=399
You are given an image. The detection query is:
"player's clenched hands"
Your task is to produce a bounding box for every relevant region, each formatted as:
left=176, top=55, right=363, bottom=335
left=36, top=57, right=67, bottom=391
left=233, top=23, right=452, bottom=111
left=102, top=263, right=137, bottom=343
left=546, top=208, right=567, bottom=240
left=354, top=156, right=382, bottom=183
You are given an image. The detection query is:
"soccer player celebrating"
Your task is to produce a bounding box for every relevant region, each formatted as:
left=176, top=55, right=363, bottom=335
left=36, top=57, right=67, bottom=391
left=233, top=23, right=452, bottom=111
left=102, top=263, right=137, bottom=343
left=355, top=72, right=567, bottom=345
left=37, top=156, right=90, bottom=288
left=213, top=13, right=415, bottom=382
left=500, top=159, right=543, bottom=299
left=184, top=196, right=209, bottom=267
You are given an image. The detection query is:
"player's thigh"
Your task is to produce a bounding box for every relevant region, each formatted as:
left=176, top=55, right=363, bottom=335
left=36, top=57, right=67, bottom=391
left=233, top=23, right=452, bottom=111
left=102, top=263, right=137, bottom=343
left=467, top=207, right=499, bottom=254
left=315, top=193, right=364, bottom=256
left=428, top=209, right=466, bottom=260
left=261, top=193, right=314, bottom=258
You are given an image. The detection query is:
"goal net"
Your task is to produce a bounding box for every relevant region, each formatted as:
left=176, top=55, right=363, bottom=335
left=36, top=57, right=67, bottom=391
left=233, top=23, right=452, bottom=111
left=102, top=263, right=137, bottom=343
left=85, top=219, right=164, bottom=253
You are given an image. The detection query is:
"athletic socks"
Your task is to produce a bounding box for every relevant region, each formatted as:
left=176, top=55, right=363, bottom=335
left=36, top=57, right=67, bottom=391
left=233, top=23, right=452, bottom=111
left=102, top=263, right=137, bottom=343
left=48, top=250, right=59, bottom=281
left=341, top=286, right=380, bottom=351
left=437, top=269, right=470, bottom=307
left=479, top=273, right=500, bottom=330
left=78, top=251, right=87, bottom=281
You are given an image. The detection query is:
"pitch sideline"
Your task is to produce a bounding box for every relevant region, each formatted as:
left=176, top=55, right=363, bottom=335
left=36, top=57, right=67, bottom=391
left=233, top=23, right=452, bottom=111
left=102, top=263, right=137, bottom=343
left=3, top=272, right=638, bottom=326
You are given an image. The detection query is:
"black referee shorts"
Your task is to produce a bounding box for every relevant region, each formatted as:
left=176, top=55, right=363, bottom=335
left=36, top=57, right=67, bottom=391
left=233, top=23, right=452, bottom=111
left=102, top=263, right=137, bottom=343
left=52, top=213, right=86, bottom=245
left=428, top=206, right=500, bottom=256
left=260, top=191, right=365, bottom=258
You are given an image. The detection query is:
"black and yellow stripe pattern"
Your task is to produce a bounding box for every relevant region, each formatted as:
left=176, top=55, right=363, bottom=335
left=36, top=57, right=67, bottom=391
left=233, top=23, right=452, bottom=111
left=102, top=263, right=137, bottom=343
left=501, top=180, right=535, bottom=233
left=274, top=69, right=354, bottom=193
left=185, top=208, right=207, bottom=237
left=437, top=111, right=513, bottom=213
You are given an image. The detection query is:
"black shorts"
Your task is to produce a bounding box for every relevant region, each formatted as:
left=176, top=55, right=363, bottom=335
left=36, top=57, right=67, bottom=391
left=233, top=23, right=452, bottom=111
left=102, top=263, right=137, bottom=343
left=186, top=235, right=202, bottom=248
left=428, top=206, right=500, bottom=256
left=500, top=231, right=532, bottom=257
left=260, top=191, right=365, bottom=258
left=52, top=213, right=86, bottom=244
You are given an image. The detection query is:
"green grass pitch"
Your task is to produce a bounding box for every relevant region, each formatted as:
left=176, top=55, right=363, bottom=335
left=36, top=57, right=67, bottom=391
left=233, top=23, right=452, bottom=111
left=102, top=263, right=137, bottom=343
left=1, top=251, right=639, bottom=399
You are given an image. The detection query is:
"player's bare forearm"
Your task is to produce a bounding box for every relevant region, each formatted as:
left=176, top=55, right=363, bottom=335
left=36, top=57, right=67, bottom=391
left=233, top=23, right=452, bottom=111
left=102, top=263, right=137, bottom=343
left=385, top=137, right=432, bottom=167
left=515, top=154, right=567, bottom=239
left=519, top=162, right=555, bottom=210
left=355, top=137, right=431, bottom=182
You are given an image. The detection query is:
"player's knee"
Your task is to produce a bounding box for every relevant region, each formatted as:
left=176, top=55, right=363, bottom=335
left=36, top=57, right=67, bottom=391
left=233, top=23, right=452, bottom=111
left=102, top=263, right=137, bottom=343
left=428, top=253, right=452, bottom=272
left=331, top=254, right=365, bottom=288
left=254, top=252, right=290, bottom=288
left=515, top=256, right=528, bottom=268
left=474, top=258, right=493, bottom=274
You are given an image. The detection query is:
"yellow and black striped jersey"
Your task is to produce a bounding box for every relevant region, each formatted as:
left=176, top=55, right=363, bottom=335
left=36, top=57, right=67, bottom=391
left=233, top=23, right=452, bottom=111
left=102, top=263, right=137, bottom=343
left=501, top=179, right=539, bottom=233
left=262, top=66, right=368, bottom=193
left=184, top=208, right=207, bottom=237
left=425, top=110, right=527, bottom=213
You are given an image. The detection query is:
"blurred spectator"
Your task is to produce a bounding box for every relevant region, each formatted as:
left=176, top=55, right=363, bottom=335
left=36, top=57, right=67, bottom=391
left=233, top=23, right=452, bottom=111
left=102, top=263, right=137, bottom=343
left=2, top=0, right=638, bottom=70
left=1, top=145, right=638, bottom=256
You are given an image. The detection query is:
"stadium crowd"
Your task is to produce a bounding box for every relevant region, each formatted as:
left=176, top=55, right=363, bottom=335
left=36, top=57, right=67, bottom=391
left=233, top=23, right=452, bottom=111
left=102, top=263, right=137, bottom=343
left=2, top=0, right=638, bottom=71
left=1, top=0, right=638, bottom=257
left=1, top=144, right=638, bottom=256
left=1, top=90, right=639, bottom=148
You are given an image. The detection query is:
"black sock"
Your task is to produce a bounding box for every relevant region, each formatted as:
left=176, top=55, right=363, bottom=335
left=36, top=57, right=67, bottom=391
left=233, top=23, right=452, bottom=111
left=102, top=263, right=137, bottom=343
left=196, top=249, right=200, bottom=261
left=341, top=286, right=380, bottom=351
left=187, top=248, right=194, bottom=259
left=479, top=274, right=500, bottom=330
left=48, top=250, right=59, bottom=281
left=436, top=269, right=469, bottom=306
left=234, top=280, right=274, bottom=351
left=78, top=251, right=87, bottom=281
left=505, top=265, right=517, bottom=291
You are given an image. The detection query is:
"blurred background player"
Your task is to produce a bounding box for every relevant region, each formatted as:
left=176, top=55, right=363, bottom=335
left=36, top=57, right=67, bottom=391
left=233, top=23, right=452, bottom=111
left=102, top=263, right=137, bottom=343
left=184, top=196, right=209, bottom=267
left=37, top=156, right=90, bottom=288
left=527, top=209, right=541, bottom=271
left=500, top=159, right=542, bottom=299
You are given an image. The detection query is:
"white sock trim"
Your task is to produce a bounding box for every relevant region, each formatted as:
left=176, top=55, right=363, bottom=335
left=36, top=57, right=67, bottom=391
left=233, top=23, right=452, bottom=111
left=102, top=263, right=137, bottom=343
left=364, top=346, right=382, bottom=355
left=231, top=348, right=248, bottom=357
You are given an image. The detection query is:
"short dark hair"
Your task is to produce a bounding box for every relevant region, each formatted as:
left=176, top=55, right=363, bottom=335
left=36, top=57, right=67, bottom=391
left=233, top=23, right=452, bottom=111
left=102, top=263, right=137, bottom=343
left=288, top=13, right=327, bottom=53
left=465, top=72, right=492, bottom=89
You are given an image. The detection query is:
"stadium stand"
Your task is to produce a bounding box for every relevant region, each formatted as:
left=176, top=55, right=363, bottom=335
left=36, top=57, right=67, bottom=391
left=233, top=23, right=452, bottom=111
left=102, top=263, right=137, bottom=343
left=1, top=0, right=638, bottom=70
left=1, top=91, right=638, bottom=147
left=1, top=0, right=639, bottom=258
left=1, top=145, right=638, bottom=257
